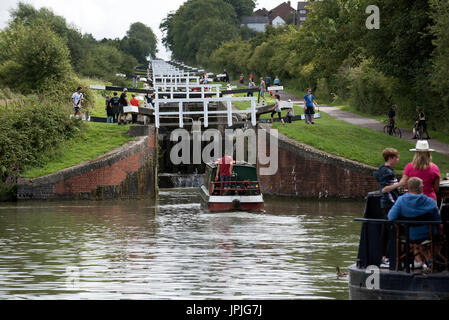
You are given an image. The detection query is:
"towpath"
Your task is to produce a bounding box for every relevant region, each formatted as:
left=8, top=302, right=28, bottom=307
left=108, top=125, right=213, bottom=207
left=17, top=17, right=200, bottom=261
left=278, top=90, right=449, bottom=157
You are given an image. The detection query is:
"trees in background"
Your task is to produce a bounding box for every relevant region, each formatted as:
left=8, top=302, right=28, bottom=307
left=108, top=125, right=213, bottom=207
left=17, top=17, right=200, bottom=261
left=0, top=22, right=72, bottom=94
left=190, top=0, right=449, bottom=134
left=160, top=0, right=256, bottom=66
left=6, top=2, right=157, bottom=81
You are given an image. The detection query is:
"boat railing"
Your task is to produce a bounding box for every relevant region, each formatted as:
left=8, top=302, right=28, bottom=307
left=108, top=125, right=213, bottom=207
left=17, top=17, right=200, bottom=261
left=354, top=218, right=448, bottom=274
left=209, top=180, right=261, bottom=196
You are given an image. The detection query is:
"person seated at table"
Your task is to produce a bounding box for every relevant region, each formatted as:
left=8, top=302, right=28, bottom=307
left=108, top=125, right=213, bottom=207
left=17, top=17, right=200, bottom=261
left=388, top=177, right=441, bottom=268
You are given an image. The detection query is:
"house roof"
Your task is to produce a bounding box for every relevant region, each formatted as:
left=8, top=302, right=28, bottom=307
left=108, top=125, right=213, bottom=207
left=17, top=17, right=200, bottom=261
left=241, top=16, right=270, bottom=25
left=268, top=1, right=296, bottom=22
left=297, top=1, right=311, bottom=11
left=254, top=8, right=268, bottom=16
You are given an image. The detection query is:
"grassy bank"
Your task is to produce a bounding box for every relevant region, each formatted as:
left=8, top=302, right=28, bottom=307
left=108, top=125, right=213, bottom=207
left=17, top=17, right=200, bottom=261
left=22, top=122, right=134, bottom=178
left=18, top=78, right=136, bottom=179
left=272, top=111, right=449, bottom=174
left=330, top=102, right=449, bottom=146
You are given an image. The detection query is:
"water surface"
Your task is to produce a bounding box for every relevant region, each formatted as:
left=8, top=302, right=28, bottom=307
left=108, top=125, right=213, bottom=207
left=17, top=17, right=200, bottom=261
left=0, top=189, right=364, bottom=299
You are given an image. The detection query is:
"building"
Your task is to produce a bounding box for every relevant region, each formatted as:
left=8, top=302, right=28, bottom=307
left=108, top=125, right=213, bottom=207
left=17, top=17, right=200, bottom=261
left=268, top=1, right=297, bottom=27
left=245, top=1, right=312, bottom=31
left=297, top=1, right=311, bottom=26
left=240, top=16, right=270, bottom=33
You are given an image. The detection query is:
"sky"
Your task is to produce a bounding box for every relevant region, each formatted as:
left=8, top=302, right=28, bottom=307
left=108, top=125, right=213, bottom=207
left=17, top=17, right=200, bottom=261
left=0, top=0, right=295, bottom=61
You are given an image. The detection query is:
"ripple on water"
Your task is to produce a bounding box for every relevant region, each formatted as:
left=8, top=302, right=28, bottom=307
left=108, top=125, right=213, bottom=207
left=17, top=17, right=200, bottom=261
left=0, top=189, right=363, bottom=299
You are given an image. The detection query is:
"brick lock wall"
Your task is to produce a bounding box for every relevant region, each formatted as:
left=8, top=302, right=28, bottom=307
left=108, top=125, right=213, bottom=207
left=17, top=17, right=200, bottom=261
left=258, top=127, right=379, bottom=199
left=18, top=127, right=157, bottom=200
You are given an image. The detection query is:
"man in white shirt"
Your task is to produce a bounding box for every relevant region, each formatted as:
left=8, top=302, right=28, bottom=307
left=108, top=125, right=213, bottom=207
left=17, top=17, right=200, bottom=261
left=72, top=86, right=84, bottom=118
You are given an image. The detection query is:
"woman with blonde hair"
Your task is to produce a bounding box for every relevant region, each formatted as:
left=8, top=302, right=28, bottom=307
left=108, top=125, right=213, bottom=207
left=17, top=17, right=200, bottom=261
left=384, top=140, right=440, bottom=201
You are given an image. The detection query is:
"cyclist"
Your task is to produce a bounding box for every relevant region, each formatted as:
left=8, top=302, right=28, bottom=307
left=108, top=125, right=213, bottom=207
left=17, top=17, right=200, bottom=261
left=387, top=104, right=397, bottom=135
left=413, top=108, right=431, bottom=139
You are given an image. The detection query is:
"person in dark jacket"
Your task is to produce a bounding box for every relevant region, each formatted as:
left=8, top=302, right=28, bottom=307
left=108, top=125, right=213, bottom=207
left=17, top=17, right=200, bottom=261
left=373, top=148, right=402, bottom=268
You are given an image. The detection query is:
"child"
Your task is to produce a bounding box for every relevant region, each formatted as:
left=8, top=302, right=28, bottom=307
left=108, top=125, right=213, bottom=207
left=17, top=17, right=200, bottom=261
left=286, top=99, right=294, bottom=123
left=105, top=96, right=113, bottom=123
left=373, top=148, right=402, bottom=268
left=270, top=94, right=285, bottom=125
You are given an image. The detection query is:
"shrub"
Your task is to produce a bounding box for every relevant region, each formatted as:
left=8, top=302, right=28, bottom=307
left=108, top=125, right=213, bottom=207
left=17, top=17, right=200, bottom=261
left=0, top=96, right=84, bottom=181
left=348, top=59, right=396, bottom=115
left=0, top=22, right=73, bottom=94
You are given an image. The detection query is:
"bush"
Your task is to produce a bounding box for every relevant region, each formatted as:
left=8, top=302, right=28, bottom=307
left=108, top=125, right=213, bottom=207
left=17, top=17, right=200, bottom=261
left=0, top=96, right=84, bottom=181
left=348, top=59, right=396, bottom=115
left=0, top=22, right=73, bottom=94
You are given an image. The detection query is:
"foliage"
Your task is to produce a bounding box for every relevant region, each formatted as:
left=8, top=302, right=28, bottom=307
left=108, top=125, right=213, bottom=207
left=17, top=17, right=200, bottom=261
left=121, top=22, right=158, bottom=63
left=0, top=97, right=83, bottom=181
left=0, top=22, right=73, bottom=94
left=348, top=59, right=396, bottom=115
left=79, top=43, right=138, bottom=81
left=22, top=122, right=134, bottom=179
left=202, top=0, right=449, bottom=134
left=160, top=0, right=242, bottom=65
left=9, top=2, right=92, bottom=73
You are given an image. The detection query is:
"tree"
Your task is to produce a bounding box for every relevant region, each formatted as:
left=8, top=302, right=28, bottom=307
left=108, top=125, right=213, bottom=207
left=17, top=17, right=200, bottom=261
left=123, top=22, right=158, bottom=63
left=160, top=0, right=241, bottom=65
left=79, top=44, right=137, bottom=80
left=223, top=0, right=256, bottom=18
left=0, top=22, right=72, bottom=94
left=9, top=2, right=90, bottom=72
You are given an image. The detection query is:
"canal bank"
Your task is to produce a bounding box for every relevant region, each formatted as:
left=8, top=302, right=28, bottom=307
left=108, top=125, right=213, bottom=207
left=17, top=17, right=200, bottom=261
left=17, top=126, right=158, bottom=201
left=257, top=124, right=379, bottom=199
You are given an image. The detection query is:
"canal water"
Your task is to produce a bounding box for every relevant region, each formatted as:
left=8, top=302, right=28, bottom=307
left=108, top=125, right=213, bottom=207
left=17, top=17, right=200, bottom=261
left=0, top=189, right=364, bottom=300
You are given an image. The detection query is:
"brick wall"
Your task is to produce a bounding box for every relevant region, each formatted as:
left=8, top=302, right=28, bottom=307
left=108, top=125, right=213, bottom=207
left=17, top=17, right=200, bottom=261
left=258, top=126, right=379, bottom=199
left=17, top=126, right=157, bottom=200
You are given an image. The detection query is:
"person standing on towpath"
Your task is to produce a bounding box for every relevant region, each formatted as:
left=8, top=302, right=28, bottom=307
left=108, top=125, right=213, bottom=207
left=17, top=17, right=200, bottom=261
left=304, top=88, right=319, bottom=125
left=72, top=86, right=84, bottom=118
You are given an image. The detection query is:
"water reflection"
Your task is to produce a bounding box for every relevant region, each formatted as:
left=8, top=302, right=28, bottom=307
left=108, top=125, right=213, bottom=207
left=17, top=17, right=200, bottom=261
left=0, top=190, right=363, bottom=299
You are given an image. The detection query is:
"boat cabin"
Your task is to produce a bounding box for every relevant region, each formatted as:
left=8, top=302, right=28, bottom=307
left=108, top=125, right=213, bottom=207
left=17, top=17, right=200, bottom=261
left=204, top=162, right=261, bottom=196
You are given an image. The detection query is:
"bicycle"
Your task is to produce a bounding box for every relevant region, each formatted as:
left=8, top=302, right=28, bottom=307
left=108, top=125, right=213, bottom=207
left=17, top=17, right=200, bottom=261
left=383, top=119, right=402, bottom=138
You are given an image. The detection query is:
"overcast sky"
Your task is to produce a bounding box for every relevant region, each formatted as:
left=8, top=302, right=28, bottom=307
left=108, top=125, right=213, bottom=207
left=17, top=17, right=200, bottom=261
left=0, top=0, right=295, bottom=60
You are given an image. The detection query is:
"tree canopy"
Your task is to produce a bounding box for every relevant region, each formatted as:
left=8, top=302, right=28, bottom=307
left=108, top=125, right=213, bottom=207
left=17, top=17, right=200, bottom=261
left=199, top=0, right=449, bottom=133
left=160, top=0, right=255, bottom=66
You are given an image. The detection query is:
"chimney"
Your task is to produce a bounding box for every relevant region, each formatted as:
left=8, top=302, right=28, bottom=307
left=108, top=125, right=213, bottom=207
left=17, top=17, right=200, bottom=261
left=288, top=1, right=291, bottom=7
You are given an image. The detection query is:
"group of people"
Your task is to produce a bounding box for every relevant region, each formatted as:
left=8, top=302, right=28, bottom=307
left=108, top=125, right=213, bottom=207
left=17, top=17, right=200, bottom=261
left=269, top=88, right=319, bottom=125
left=387, top=104, right=431, bottom=139
left=72, top=86, right=155, bottom=125
left=374, top=140, right=441, bottom=269
left=105, top=88, right=141, bottom=125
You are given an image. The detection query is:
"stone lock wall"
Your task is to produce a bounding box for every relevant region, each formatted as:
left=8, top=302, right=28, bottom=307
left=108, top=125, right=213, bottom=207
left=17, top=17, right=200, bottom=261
left=257, top=126, right=379, bottom=199
left=17, top=126, right=157, bottom=200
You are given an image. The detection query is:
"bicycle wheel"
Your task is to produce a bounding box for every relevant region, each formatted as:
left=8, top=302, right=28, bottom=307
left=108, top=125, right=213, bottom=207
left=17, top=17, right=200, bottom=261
left=383, top=125, right=390, bottom=135
left=418, top=125, right=424, bottom=140
left=394, top=127, right=402, bottom=138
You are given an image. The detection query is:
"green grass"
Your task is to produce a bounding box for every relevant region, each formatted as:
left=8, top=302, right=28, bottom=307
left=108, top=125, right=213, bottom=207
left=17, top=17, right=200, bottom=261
left=22, top=122, right=134, bottom=178
left=272, top=111, right=449, bottom=174
left=330, top=102, right=449, bottom=145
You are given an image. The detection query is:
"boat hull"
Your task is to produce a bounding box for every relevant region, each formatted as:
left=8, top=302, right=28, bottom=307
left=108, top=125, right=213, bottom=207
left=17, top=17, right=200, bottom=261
left=348, top=264, right=449, bottom=300
left=200, top=185, right=264, bottom=212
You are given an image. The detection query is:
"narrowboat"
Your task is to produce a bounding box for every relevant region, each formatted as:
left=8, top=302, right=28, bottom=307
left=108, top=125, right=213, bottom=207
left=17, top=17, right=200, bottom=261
left=348, top=181, right=449, bottom=300
left=200, top=162, right=264, bottom=212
